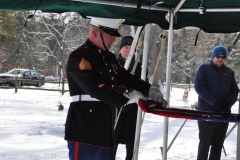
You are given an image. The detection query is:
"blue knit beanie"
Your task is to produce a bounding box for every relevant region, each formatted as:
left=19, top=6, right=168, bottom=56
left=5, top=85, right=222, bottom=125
left=211, top=46, right=227, bottom=59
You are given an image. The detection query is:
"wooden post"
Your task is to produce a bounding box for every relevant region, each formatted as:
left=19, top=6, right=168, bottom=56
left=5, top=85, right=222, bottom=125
left=62, top=77, right=64, bottom=95
left=189, top=80, right=191, bottom=91
left=14, top=77, right=18, bottom=93
left=59, top=76, right=61, bottom=87
left=170, top=81, right=172, bottom=91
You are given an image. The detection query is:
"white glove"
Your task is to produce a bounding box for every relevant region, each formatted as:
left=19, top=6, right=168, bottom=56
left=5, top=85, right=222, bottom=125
left=123, top=90, right=148, bottom=105
left=149, top=86, right=168, bottom=106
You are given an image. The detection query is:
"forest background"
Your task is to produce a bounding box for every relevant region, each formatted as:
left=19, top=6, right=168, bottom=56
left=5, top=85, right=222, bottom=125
left=1, top=10, right=240, bottom=85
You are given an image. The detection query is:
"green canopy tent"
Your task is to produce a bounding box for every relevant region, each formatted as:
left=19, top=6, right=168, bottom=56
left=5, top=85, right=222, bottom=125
left=1, top=0, right=240, bottom=160
left=1, top=0, right=240, bottom=33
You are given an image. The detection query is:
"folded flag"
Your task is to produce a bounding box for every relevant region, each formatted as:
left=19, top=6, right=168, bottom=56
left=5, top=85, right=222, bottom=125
left=138, top=99, right=240, bottom=122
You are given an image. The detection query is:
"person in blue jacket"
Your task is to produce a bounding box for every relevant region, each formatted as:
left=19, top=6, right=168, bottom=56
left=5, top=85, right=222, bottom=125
left=194, top=45, right=239, bottom=160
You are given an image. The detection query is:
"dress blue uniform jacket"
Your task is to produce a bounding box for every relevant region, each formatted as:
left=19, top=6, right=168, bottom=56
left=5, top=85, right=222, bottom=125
left=194, top=61, right=238, bottom=112
left=65, top=39, right=150, bottom=148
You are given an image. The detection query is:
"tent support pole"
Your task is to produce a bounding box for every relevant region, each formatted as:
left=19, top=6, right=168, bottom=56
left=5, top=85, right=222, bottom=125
left=237, top=97, right=240, bottom=160
left=225, top=123, right=237, bottom=139
left=167, top=119, right=187, bottom=151
left=173, top=0, right=186, bottom=14
left=162, top=0, right=186, bottom=158
left=162, top=10, right=174, bottom=160
left=133, top=24, right=151, bottom=160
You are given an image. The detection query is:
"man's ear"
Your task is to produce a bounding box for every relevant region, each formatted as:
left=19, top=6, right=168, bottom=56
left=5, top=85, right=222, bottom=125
left=92, top=28, right=99, bottom=38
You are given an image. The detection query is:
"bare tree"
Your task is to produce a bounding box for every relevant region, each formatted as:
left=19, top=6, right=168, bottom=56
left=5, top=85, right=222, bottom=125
left=22, top=12, right=89, bottom=77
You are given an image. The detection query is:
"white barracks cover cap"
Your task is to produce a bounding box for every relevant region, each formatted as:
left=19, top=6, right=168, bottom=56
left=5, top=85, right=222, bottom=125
left=87, top=16, right=125, bottom=37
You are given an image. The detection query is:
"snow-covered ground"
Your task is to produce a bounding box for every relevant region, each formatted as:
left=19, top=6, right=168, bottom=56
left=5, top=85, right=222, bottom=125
left=0, top=83, right=239, bottom=160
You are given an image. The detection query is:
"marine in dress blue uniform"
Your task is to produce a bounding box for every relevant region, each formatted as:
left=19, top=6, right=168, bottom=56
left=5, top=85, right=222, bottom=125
left=65, top=17, right=151, bottom=160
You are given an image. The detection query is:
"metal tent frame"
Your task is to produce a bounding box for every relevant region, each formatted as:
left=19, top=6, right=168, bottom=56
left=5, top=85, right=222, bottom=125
left=133, top=0, right=240, bottom=159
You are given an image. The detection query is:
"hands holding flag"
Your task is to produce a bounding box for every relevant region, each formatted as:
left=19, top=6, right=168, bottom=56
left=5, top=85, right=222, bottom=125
left=122, top=85, right=168, bottom=112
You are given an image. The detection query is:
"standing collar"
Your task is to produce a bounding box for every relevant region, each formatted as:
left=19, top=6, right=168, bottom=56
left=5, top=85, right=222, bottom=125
left=85, top=39, right=109, bottom=55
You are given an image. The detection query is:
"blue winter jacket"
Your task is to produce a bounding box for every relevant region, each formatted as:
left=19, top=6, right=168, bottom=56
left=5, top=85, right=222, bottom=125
left=194, top=61, right=239, bottom=112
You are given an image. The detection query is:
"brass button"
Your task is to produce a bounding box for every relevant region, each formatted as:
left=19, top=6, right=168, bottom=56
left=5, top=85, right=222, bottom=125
left=98, top=49, right=101, bottom=53
left=100, top=71, right=102, bottom=73
left=111, top=77, right=114, bottom=80
left=90, top=109, right=92, bottom=112
left=103, top=56, right=105, bottom=59
left=109, top=69, right=112, bottom=72
left=106, top=63, right=108, bottom=66
left=112, top=85, right=114, bottom=88
left=115, top=72, right=117, bottom=74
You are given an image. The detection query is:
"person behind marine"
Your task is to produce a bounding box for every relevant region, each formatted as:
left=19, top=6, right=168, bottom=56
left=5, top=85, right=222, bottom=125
left=194, top=46, right=238, bottom=160
left=64, top=17, right=168, bottom=160
left=114, top=35, right=146, bottom=160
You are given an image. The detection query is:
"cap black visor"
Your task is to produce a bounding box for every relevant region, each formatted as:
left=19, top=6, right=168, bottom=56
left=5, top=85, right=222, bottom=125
left=99, top=26, right=121, bottom=37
